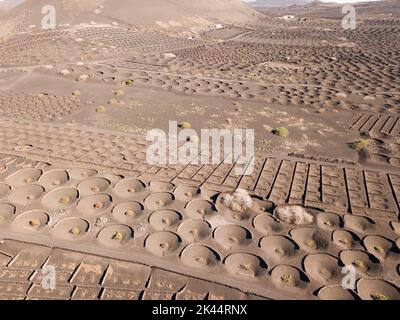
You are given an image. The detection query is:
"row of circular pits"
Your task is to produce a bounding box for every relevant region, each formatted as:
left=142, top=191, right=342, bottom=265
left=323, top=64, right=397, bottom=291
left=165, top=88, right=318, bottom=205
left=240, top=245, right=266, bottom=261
left=54, top=144, right=146, bottom=159
left=144, top=232, right=399, bottom=299
left=2, top=192, right=397, bottom=238
left=1, top=170, right=398, bottom=288
left=1, top=170, right=400, bottom=237
left=0, top=175, right=396, bottom=230
left=54, top=62, right=397, bottom=108
left=62, top=64, right=360, bottom=102
left=3, top=199, right=398, bottom=279
left=75, top=32, right=194, bottom=52
left=1, top=186, right=208, bottom=216
left=0, top=95, right=81, bottom=120
left=97, top=73, right=261, bottom=95
left=1, top=168, right=204, bottom=203
left=1, top=196, right=398, bottom=296
left=24, top=211, right=399, bottom=299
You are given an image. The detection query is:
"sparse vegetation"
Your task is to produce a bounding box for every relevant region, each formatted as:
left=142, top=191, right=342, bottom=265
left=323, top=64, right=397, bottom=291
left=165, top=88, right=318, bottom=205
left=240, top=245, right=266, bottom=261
left=353, top=260, right=367, bottom=270
left=178, top=121, right=191, bottom=129
left=304, top=239, right=317, bottom=249
left=70, top=227, right=81, bottom=235
left=160, top=242, right=170, bottom=249
left=59, top=196, right=71, bottom=204
left=108, top=98, right=118, bottom=105
left=371, top=293, right=390, bottom=300
left=221, top=188, right=253, bottom=213
left=93, top=202, right=104, bottom=209
left=59, top=69, right=70, bottom=76
left=274, top=205, right=314, bottom=225
left=113, top=89, right=124, bottom=96
left=29, top=219, right=40, bottom=227
left=124, top=209, right=136, bottom=217
left=76, top=74, right=90, bottom=82
left=112, top=230, right=123, bottom=241
left=272, top=127, right=289, bottom=138
left=373, top=245, right=384, bottom=253
left=96, top=106, right=106, bottom=113
left=280, top=274, right=293, bottom=285
left=121, top=80, right=133, bottom=86
left=351, top=139, right=369, bottom=151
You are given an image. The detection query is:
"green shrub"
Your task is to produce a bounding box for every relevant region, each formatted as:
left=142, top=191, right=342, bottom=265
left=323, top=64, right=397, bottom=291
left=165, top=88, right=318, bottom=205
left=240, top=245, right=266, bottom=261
left=272, top=127, right=289, bottom=137
left=351, top=139, right=369, bottom=151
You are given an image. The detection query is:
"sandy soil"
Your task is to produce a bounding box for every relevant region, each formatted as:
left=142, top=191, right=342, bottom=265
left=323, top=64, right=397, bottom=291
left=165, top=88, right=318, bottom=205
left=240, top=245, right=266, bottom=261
left=0, top=0, right=399, bottom=300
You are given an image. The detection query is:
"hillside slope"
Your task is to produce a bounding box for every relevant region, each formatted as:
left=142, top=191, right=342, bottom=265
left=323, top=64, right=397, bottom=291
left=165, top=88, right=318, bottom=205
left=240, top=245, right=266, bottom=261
left=4, top=0, right=258, bottom=30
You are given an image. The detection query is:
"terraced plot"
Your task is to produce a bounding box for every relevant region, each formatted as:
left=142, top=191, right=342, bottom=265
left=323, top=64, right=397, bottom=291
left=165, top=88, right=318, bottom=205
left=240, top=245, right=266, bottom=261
left=0, top=0, right=399, bottom=301
left=0, top=156, right=399, bottom=300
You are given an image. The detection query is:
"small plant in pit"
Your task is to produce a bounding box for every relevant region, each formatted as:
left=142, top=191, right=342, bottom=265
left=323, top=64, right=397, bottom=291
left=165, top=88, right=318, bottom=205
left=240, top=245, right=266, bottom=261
left=373, top=245, right=385, bottom=253
left=96, top=106, right=106, bottom=113
left=108, top=98, right=118, bottom=105
left=371, top=293, right=390, bottom=300
left=29, top=219, right=41, bottom=227
left=112, top=230, right=123, bottom=241
left=121, top=79, right=133, bottom=86
left=113, top=89, right=124, bottom=96
left=280, top=274, right=293, bottom=285
left=178, top=121, right=191, bottom=129
left=351, top=139, right=369, bottom=151
left=70, top=227, right=81, bottom=235
left=272, top=127, right=289, bottom=138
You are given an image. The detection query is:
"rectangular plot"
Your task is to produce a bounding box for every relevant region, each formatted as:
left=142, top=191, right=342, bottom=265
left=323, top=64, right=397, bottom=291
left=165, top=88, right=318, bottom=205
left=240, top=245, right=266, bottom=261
left=9, top=248, right=51, bottom=269
left=70, top=262, right=108, bottom=287
left=388, top=174, right=400, bottom=210
left=72, top=287, right=101, bottom=300
left=222, top=156, right=255, bottom=188
left=345, top=168, right=369, bottom=209
left=389, top=117, right=400, bottom=135
left=365, top=171, right=397, bottom=212
left=288, top=162, right=308, bottom=204
left=171, top=177, right=201, bottom=186
left=360, top=114, right=381, bottom=132
left=154, top=166, right=182, bottom=180
left=305, top=163, right=321, bottom=203
left=355, top=114, right=373, bottom=131
left=322, top=166, right=347, bottom=208
left=0, top=268, right=32, bottom=282
left=177, top=164, right=202, bottom=180
left=238, top=157, right=265, bottom=191
left=381, top=116, right=398, bottom=135
left=28, top=284, right=73, bottom=300
left=206, top=163, right=234, bottom=185
left=192, top=164, right=218, bottom=183
left=269, top=160, right=295, bottom=204
left=102, top=263, right=151, bottom=290
left=254, top=158, right=280, bottom=195
left=0, top=282, right=30, bottom=296
left=372, top=114, right=391, bottom=133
